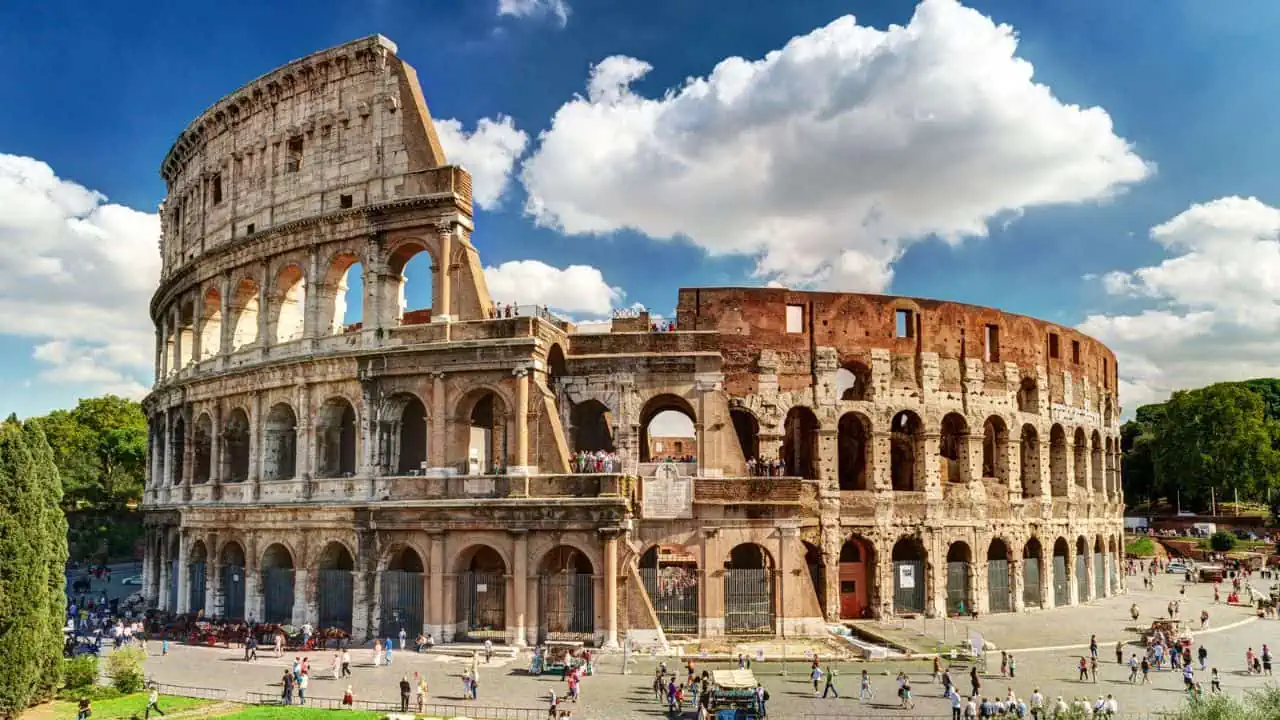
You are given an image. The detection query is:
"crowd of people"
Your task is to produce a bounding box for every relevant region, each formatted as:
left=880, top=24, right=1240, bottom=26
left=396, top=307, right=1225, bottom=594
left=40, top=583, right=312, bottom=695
left=746, top=457, right=787, bottom=477
left=572, top=450, right=621, bottom=473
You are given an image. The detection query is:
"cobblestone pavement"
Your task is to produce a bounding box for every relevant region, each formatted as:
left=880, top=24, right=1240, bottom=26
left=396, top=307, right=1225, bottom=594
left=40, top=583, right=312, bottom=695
left=138, top=572, right=1280, bottom=719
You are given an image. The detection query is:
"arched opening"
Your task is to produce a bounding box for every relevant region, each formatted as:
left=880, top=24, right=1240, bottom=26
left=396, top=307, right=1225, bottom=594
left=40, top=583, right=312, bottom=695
left=639, top=395, right=697, bottom=463
left=839, top=536, right=874, bottom=619
left=463, top=391, right=507, bottom=474
left=393, top=394, right=428, bottom=475
left=945, top=542, right=973, bottom=616
left=230, top=278, right=260, bottom=350
left=1100, top=436, right=1113, bottom=495
left=939, top=412, right=969, bottom=484
left=730, top=408, right=759, bottom=465
left=546, top=344, right=567, bottom=388
left=1052, top=538, right=1070, bottom=607
left=638, top=545, right=699, bottom=635
left=1019, top=424, right=1040, bottom=498
left=271, top=264, right=307, bottom=344
left=538, top=546, right=595, bottom=642
left=1017, top=378, right=1038, bottom=414
left=1075, top=536, right=1090, bottom=604
left=188, top=540, right=207, bottom=615
left=316, top=397, right=358, bottom=478
left=260, top=543, right=295, bottom=624
left=219, top=542, right=246, bottom=620
left=1022, top=538, right=1043, bottom=608
left=150, top=419, right=166, bottom=487
left=1073, top=428, right=1088, bottom=490
left=783, top=407, right=820, bottom=479
left=981, top=416, right=1009, bottom=483
left=386, top=244, right=434, bottom=326
left=891, top=537, right=926, bottom=614
left=986, top=539, right=1011, bottom=613
left=571, top=399, right=615, bottom=454
left=1103, top=398, right=1114, bottom=428
left=835, top=362, right=870, bottom=402
left=380, top=547, right=425, bottom=638
left=1049, top=424, right=1068, bottom=497
left=176, top=302, right=195, bottom=369
left=890, top=411, right=922, bottom=491
left=262, top=403, right=297, bottom=481
left=455, top=545, right=507, bottom=641
left=803, top=541, right=826, bottom=620
left=323, top=253, right=364, bottom=334
left=193, top=414, right=213, bottom=484
left=224, top=409, right=250, bottom=483
left=200, top=288, right=222, bottom=359
left=171, top=416, right=186, bottom=486
left=316, top=541, right=355, bottom=632
left=1091, top=431, right=1104, bottom=496
left=838, top=412, right=869, bottom=490
left=723, top=544, right=775, bottom=634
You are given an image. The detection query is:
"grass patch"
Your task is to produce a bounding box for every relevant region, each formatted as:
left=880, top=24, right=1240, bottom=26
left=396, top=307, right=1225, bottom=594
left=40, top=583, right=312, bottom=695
left=1126, top=536, right=1156, bottom=557
left=1195, top=538, right=1273, bottom=552
left=34, top=694, right=213, bottom=720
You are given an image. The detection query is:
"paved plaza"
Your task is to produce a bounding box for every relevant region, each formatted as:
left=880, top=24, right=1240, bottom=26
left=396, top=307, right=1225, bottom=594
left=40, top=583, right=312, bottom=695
left=121, top=571, right=1280, bottom=718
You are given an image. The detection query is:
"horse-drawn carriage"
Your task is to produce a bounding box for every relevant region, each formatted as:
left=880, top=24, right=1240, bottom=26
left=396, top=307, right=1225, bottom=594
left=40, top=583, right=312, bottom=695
left=1143, top=619, right=1193, bottom=650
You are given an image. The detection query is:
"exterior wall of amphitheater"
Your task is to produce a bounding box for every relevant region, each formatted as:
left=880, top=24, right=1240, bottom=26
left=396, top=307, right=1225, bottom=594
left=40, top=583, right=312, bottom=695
left=141, top=35, right=1126, bottom=648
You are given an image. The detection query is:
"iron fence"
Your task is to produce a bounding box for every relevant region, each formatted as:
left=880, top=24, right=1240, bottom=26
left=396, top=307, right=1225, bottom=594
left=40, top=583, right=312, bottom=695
left=1076, top=554, right=1088, bottom=604
left=188, top=562, right=206, bottom=615
left=988, top=558, right=1010, bottom=613
left=220, top=564, right=245, bottom=621
left=1022, top=557, right=1041, bottom=607
left=316, top=568, right=353, bottom=632
left=724, top=568, right=773, bottom=634
left=456, top=571, right=506, bottom=640
left=380, top=569, right=424, bottom=638
left=640, top=566, right=698, bottom=634
left=1053, top=555, right=1069, bottom=607
left=893, top=559, right=924, bottom=613
left=245, top=691, right=544, bottom=719
left=261, top=567, right=294, bottom=624
left=167, top=559, right=179, bottom=611
left=946, top=561, right=969, bottom=615
left=1095, top=553, right=1107, bottom=598
left=146, top=682, right=228, bottom=700
left=539, top=572, right=594, bottom=641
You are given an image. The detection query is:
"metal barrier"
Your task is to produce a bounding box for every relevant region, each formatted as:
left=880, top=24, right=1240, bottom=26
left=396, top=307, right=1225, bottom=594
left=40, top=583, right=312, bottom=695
left=147, top=682, right=229, bottom=700
left=246, top=691, right=545, bottom=719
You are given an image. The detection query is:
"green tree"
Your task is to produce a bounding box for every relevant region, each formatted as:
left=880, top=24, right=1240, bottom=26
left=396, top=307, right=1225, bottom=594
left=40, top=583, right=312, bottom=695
left=29, top=395, right=147, bottom=510
left=1209, top=530, right=1237, bottom=552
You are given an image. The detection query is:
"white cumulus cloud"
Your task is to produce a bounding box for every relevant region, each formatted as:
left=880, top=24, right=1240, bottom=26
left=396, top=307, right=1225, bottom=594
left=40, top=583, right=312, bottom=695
left=436, top=115, right=529, bottom=210
left=483, top=260, right=622, bottom=315
left=0, top=153, right=158, bottom=402
left=1079, top=196, right=1280, bottom=411
left=497, top=0, right=569, bottom=27
left=520, top=0, right=1151, bottom=291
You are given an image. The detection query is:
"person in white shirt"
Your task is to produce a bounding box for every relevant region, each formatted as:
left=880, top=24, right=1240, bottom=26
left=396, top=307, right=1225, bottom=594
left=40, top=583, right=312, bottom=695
left=1030, top=688, right=1045, bottom=719
left=399, top=628, right=407, bottom=650
left=1104, top=694, right=1118, bottom=716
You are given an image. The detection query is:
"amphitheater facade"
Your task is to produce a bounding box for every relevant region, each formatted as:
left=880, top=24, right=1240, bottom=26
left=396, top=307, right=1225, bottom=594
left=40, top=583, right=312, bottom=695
left=140, top=35, right=1126, bottom=647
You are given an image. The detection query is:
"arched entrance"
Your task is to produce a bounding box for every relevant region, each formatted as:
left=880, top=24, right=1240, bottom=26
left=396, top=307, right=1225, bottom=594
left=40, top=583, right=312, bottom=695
left=981, top=416, right=1008, bottom=484
left=194, top=414, right=213, bottom=484
left=189, top=540, right=207, bottom=614
left=782, top=407, right=819, bottom=479
left=381, top=547, right=425, bottom=638
left=839, top=537, right=874, bottom=619
left=464, top=392, right=507, bottom=474
left=1094, top=536, right=1107, bottom=599
left=987, top=539, right=1011, bottom=613
left=836, top=361, right=870, bottom=401
left=225, top=409, right=250, bottom=483
left=730, top=408, right=759, bottom=464
left=1022, top=538, right=1043, bottom=608
left=945, top=542, right=973, bottom=615
left=260, top=543, right=296, bottom=624
left=1052, top=538, right=1069, bottom=607
left=262, top=403, right=298, bottom=481
left=219, top=542, right=247, bottom=620
left=317, top=542, right=355, bottom=632
left=890, top=411, right=922, bottom=490
left=1076, top=536, right=1090, bottom=604
left=538, top=546, right=595, bottom=643
left=838, top=413, right=869, bottom=490
left=571, top=399, right=615, bottom=453
left=723, top=544, right=775, bottom=634
left=892, top=538, right=926, bottom=614
left=316, top=397, right=357, bottom=478
left=638, top=546, right=699, bottom=635
left=394, top=394, right=428, bottom=475
left=939, top=413, right=969, bottom=484
left=455, top=546, right=507, bottom=641
left=640, top=395, right=697, bottom=463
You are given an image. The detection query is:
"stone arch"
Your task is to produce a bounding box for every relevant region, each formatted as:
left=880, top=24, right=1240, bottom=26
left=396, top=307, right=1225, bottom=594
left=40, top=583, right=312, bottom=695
left=890, top=410, right=924, bottom=491
left=891, top=536, right=927, bottom=614
left=193, top=412, right=213, bottom=484
left=316, top=540, right=355, bottom=631
left=188, top=539, right=208, bottom=614
left=218, top=540, right=248, bottom=620
left=1073, top=427, right=1088, bottom=490
left=383, top=392, right=428, bottom=475
left=455, top=388, right=509, bottom=474
left=571, top=399, right=615, bottom=454
left=723, top=543, right=775, bottom=635
left=639, top=394, right=697, bottom=463
left=316, top=396, right=358, bottom=478
left=380, top=545, right=425, bottom=638
left=452, top=543, right=510, bottom=575
left=1049, top=424, right=1069, bottom=497
left=546, top=344, right=568, bottom=387
left=384, top=240, right=437, bottom=327
left=986, top=538, right=1012, bottom=613
left=637, top=544, right=699, bottom=635
left=1075, top=535, right=1090, bottom=604
left=1091, top=430, right=1104, bottom=494
left=1052, top=537, right=1070, bottom=606
left=229, top=277, right=260, bottom=350
left=783, top=406, right=820, bottom=479
left=268, top=263, right=307, bottom=344
left=199, top=287, right=222, bottom=359
left=945, top=541, right=973, bottom=615
left=835, top=361, right=871, bottom=401
left=537, top=545, right=596, bottom=641
left=1019, top=424, right=1041, bottom=498
left=939, top=412, right=969, bottom=484
left=262, top=402, right=298, bottom=481
left=839, top=535, right=876, bottom=619
left=1022, top=537, right=1044, bottom=608
left=453, top=544, right=508, bottom=640
left=224, top=407, right=251, bottom=483
left=730, top=407, right=760, bottom=464
left=981, top=415, right=1009, bottom=484
left=1103, top=396, right=1114, bottom=428
left=838, top=411, right=870, bottom=490
left=170, top=415, right=186, bottom=485
left=1017, top=377, right=1039, bottom=414
left=321, top=251, right=363, bottom=335
left=260, top=541, right=296, bottom=624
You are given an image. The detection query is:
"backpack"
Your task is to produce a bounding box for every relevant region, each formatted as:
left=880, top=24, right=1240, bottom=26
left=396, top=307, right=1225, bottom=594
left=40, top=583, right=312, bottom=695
left=762, top=689, right=770, bottom=701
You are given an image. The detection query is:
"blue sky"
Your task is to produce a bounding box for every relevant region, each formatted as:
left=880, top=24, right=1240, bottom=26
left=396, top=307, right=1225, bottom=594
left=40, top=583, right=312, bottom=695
left=5, top=0, right=1280, bottom=418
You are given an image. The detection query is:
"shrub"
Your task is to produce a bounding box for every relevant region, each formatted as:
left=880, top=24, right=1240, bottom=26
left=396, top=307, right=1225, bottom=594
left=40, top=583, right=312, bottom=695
left=104, top=647, right=145, bottom=694
left=1125, top=536, right=1156, bottom=557
left=63, top=655, right=99, bottom=691
left=1209, top=530, right=1237, bottom=552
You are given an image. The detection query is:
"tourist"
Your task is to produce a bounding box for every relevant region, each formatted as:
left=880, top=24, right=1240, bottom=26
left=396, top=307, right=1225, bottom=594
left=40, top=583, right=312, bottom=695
left=1104, top=693, right=1118, bottom=717
left=948, top=687, right=962, bottom=720
left=484, top=638, right=494, bottom=663
left=1264, top=644, right=1274, bottom=675
left=970, top=666, right=981, bottom=697
left=144, top=686, right=165, bottom=719
left=374, top=639, right=383, bottom=667
left=341, top=648, right=352, bottom=677
left=399, top=628, right=407, bottom=651
left=1089, top=634, right=1098, bottom=660
left=384, top=637, right=394, bottom=666
left=274, top=631, right=283, bottom=658
left=245, top=636, right=257, bottom=662
left=462, top=670, right=472, bottom=699
left=76, top=698, right=91, bottom=720
left=1090, top=655, right=1098, bottom=682
left=399, top=675, right=411, bottom=712
left=1246, top=647, right=1256, bottom=674
left=964, top=696, right=977, bottom=720
left=1183, top=663, right=1195, bottom=690
left=1127, top=654, right=1138, bottom=682
left=859, top=670, right=873, bottom=701
left=417, top=673, right=428, bottom=712
left=1210, top=668, right=1221, bottom=693
left=332, top=652, right=341, bottom=680
left=1077, top=657, right=1088, bottom=682
left=755, top=683, right=768, bottom=718
left=1029, top=687, right=1044, bottom=720
left=302, top=622, right=313, bottom=649
left=297, top=670, right=308, bottom=705
left=1008, top=654, right=1017, bottom=678
left=810, top=663, right=824, bottom=695
left=1000, top=651, right=1008, bottom=677
left=822, top=666, right=838, bottom=698
left=941, top=667, right=952, bottom=696
left=1114, top=641, right=1123, bottom=664
left=415, top=633, right=426, bottom=652
left=342, top=685, right=354, bottom=709
left=470, top=669, right=479, bottom=701
left=899, top=678, right=913, bottom=709
left=1141, top=655, right=1151, bottom=684
left=1197, top=645, right=1208, bottom=671
left=281, top=670, right=294, bottom=706
left=653, top=670, right=664, bottom=702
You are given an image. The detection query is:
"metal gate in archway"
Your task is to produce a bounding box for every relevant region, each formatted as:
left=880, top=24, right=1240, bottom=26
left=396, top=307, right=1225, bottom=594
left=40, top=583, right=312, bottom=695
left=1052, top=556, right=1068, bottom=606
left=168, top=559, right=179, bottom=611
left=1075, top=554, right=1088, bottom=603
left=1022, top=558, right=1041, bottom=607
left=317, top=569, right=353, bottom=632
left=724, top=569, right=774, bottom=634
left=380, top=571, right=424, bottom=638
left=640, top=567, right=698, bottom=635
left=893, top=560, right=925, bottom=614
left=946, top=562, right=970, bottom=615
left=188, top=562, right=206, bottom=614
left=456, top=572, right=505, bottom=641
left=1093, top=554, right=1107, bottom=598
left=539, top=573, right=594, bottom=642
left=221, top=565, right=245, bottom=620
left=262, top=568, right=295, bottom=623
left=988, top=559, right=1011, bottom=613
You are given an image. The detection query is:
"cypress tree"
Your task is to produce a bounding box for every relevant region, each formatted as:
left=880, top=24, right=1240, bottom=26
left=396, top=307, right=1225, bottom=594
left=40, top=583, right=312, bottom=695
left=26, top=421, right=69, bottom=702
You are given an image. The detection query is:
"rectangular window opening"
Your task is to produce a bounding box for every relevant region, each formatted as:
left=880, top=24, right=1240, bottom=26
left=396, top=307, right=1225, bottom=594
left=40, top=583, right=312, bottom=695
left=1071, top=339, right=1081, bottom=364
left=785, top=304, right=804, bottom=334
left=1049, top=332, right=1060, bottom=359
left=245, top=223, right=255, bottom=235
left=339, top=194, right=353, bottom=209
left=894, top=309, right=914, bottom=339
left=286, top=137, right=303, bottom=173
left=211, top=174, right=223, bottom=205
left=984, top=324, right=1000, bottom=363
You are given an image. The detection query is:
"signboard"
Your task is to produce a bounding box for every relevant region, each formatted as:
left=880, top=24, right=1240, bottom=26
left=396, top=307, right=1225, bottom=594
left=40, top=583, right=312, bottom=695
left=899, top=564, right=916, bottom=589
left=755, top=649, right=765, bottom=663
left=476, top=584, right=488, bottom=593
left=642, top=464, right=693, bottom=519
left=464, top=477, right=496, bottom=496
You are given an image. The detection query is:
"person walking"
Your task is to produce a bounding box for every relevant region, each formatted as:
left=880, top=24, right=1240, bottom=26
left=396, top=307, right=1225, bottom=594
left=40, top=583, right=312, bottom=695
left=144, top=686, right=166, bottom=720
left=484, top=638, right=494, bottom=664
left=384, top=638, right=394, bottom=666
left=810, top=664, right=823, bottom=696
left=342, top=686, right=354, bottom=709
left=1198, top=645, right=1208, bottom=671
left=949, top=687, right=962, bottom=720
left=341, top=648, right=352, bottom=677
left=822, top=666, right=839, bottom=698
left=281, top=670, right=294, bottom=706
left=399, top=676, right=411, bottom=712
left=1008, top=654, right=1017, bottom=678
left=332, top=652, right=341, bottom=680
left=1210, top=668, right=1221, bottom=693
left=755, top=683, right=769, bottom=719
left=1078, top=657, right=1089, bottom=682
left=1128, top=654, right=1139, bottom=682
left=860, top=670, right=873, bottom=702
left=373, top=639, right=383, bottom=667
left=1115, top=641, right=1124, bottom=664
left=970, top=666, right=981, bottom=697
left=1141, top=655, right=1151, bottom=684
left=1090, top=656, right=1099, bottom=683
left=1263, top=644, right=1273, bottom=676
left=297, top=671, right=308, bottom=705
left=417, top=674, right=428, bottom=712
left=1089, top=634, right=1098, bottom=660
left=1030, top=688, right=1044, bottom=720
left=399, top=628, right=407, bottom=651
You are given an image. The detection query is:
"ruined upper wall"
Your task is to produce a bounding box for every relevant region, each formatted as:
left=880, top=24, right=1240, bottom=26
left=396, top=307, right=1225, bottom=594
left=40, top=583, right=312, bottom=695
left=156, top=35, right=454, bottom=280
left=676, top=287, right=1119, bottom=408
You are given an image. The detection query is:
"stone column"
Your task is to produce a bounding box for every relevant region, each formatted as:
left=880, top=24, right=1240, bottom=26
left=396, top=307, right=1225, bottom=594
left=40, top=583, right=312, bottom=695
left=295, top=383, right=311, bottom=481
left=162, top=410, right=174, bottom=488
left=249, top=392, right=263, bottom=494
left=256, top=262, right=270, bottom=351
left=777, top=526, right=797, bottom=637
left=700, top=529, right=721, bottom=636
left=922, top=433, right=942, bottom=499
left=434, top=225, right=453, bottom=322
left=141, top=531, right=153, bottom=606
left=602, top=530, right=620, bottom=648
left=1066, top=544, right=1079, bottom=606
left=512, top=368, right=530, bottom=474
left=158, top=535, right=171, bottom=612
left=245, top=566, right=262, bottom=624
left=352, top=568, right=371, bottom=641
left=428, top=533, right=444, bottom=639
left=154, top=326, right=164, bottom=383
left=427, top=373, right=448, bottom=473
left=512, top=531, right=528, bottom=647
left=1040, top=549, right=1053, bottom=610
left=182, top=409, right=195, bottom=498
left=1084, top=547, right=1095, bottom=603
left=176, top=532, right=191, bottom=614
left=211, top=403, right=224, bottom=486
left=292, top=568, right=310, bottom=626
left=304, top=246, right=320, bottom=348
left=1011, top=557, right=1025, bottom=612
left=172, top=306, right=184, bottom=375
left=218, top=273, right=232, bottom=363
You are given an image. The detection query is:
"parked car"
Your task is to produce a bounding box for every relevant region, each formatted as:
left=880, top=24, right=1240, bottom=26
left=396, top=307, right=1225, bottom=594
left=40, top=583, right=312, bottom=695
left=1167, top=561, right=1191, bottom=574
left=120, top=575, right=143, bottom=586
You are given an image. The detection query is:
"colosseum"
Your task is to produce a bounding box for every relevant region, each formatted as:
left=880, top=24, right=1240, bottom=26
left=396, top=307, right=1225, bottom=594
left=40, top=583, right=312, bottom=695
left=140, top=35, right=1127, bottom=648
